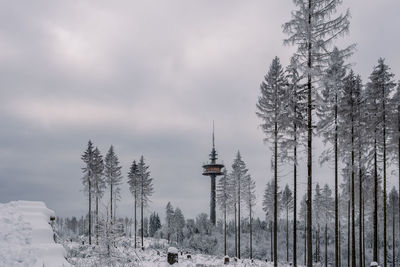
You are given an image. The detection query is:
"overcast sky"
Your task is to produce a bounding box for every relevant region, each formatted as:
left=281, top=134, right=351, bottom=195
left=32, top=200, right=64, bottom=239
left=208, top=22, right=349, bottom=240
left=0, top=0, right=399, bottom=221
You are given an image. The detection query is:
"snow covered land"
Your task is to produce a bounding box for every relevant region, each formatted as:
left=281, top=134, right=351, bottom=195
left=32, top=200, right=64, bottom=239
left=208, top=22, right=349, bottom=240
left=64, top=236, right=292, bottom=267
left=0, top=201, right=71, bottom=267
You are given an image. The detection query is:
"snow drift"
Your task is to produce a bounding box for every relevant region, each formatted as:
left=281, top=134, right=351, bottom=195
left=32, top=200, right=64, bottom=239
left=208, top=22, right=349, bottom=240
left=0, top=200, right=71, bottom=267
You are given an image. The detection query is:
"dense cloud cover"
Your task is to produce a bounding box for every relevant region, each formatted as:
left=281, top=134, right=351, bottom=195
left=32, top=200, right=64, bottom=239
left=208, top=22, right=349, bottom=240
left=0, top=0, right=399, bottom=219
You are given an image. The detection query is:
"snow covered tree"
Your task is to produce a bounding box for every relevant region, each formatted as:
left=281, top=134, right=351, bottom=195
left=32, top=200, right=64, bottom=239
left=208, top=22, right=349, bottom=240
left=229, top=151, right=250, bottom=259
left=281, top=56, right=307, bottom=267
left=174, top=208, right=185, bottom=244
left=281, top=184, right=294, bottom=262
left=217, top=169, right=230, bottom=255
left=92, top=147, right=105, bottom=245
left=316, top=47, right=348, bottom=264
left=127, top=160, right=139, bottom=248
left=149, top=212, right=161, bottom=237
left=81, top=140, right=95, bottom=245
left=339, top=70, right=363, bottom=267
left=137, top=155, right=154, bottom=249
left=166, top=202, right=174, bottom=243
left=366, top=58, right=396, bottom=265
left=104, top=145, right=123, bottom=226
left=256, top=56, right=287, bottom=266
left=283, top=1, right=351, bottom=265
left=242, top=172, right=256, bottom=259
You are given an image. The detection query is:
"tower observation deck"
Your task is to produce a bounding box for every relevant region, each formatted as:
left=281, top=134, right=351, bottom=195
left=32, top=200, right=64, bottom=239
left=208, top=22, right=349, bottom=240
left=202, top=123, right=224, bottom=225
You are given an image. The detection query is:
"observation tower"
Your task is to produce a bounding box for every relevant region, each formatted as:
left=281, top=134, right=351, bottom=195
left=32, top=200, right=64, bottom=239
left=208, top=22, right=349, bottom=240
left=202, top=123, right=224, bottom=225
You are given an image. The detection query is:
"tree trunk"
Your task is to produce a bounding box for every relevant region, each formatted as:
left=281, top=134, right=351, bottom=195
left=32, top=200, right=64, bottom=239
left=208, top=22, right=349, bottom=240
left=306, top=2, right=313, bottom=267
left=348, top=197, right=350, bottom=267
left=141, top=194, right=144, bottom=249
left=88, top=179, right=92, bottom=245
left=294, top=122, right=298, bottom=267
left=374, top=130, right=378, bottom=262
left=287, top=205, right=289, bottom=262
left=238, top=177, right=241, bottom=259
left=110, top=183, right=113, bottom=225
left=235, top=203, right=237, bottom=258
left=359, top=165, right=363, bottom=267
left=335, top=91, right=339, bottom=267
left=339, top=220, right=342, bottom=267
left=96, top=195, right=99, bottom=245
left=134, top=196, right=137, bottom=248
left=383, top=88, right=388, bottom=267
left=250, top=205, right=253, bottom=259
left=224, top=204, right=227, bottom=256
left=274, top=116, right=278, bottom=267
left=325, top=223, right=328, bottom=267
left=398, top=103, right=400, bottom=267
left=351, top=99, right=356, bottom=267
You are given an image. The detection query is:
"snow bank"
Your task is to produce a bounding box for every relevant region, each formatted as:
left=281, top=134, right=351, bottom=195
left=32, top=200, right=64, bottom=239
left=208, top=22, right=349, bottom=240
left=0, top=201, right=71, bottom=267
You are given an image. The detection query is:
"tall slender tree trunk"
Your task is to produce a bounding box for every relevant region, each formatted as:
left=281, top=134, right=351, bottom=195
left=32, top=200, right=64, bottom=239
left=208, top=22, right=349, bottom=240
left=398, top=102, right=400, bottom=265
left=134, top=197, right=137, bottom=249
left=110, top=183, right=113, bottom=224
left=306, top=2, right=313, bottom=266
left=294, top=121, right=298, bottom=267
left=96, top=195, right=99, bottom=245
left=224, top=204, right=227, bottom=256
left=359, top=164, right=363, bottom=267
left=88, top=179, right=92, bottom=245
left=141, top=191, right=144, bottom=249
left=348, top=196, right=350, bottom=267
left=339, top=220, right=342, bottom=266
left=287, top=206, right=289, bottom=262
left=335, top=92, right=339, bottom=267
left=250, top=205, right=253, bottom=259
left=274, top=118, right=278, bottom=267
left=383, top=90, right=388, bottom=267
left=363, top=196, right=366, bottom=267
left=235, top=203, right=237, bottom=258
left=351, top=99, right=356, bottom=267
left=325, top=223, right=328, bottom=267
left=374, top=130, right=378, bottom=262
left=238, top=178, right=241, bottom=259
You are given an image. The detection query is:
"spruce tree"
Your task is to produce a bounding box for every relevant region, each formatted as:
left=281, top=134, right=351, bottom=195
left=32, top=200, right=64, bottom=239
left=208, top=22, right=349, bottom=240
left=366, top=58, right=396, bottom=265
left=283, top=2, right=351, bottom=266
left=127, top=160, right=139, bottom=248
left=81, top=140, right=94, bottom=245
left=104, top=146, right=123, bottom=226
left=256, top=56, right=287, bottom=267
left=137, top=156, right=154, bottom=249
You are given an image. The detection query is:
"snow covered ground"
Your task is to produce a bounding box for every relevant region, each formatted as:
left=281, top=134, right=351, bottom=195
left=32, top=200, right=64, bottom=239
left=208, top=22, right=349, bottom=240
left=0, top=201, right=71, bottom=267
left=65, top=236, right=293, bottom=266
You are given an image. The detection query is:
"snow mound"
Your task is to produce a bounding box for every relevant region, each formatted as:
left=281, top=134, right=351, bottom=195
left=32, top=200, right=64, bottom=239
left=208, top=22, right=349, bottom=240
left=0, top=201, right=71, bottom=267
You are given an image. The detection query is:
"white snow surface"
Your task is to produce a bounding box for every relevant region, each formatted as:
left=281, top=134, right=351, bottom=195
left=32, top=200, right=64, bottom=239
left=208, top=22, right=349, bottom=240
left=0, top=200, right=71, bottom=267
